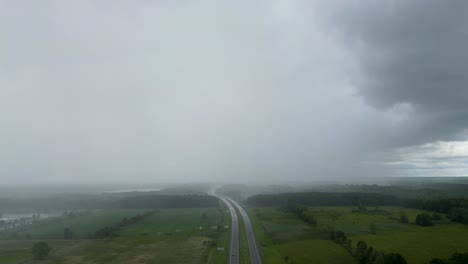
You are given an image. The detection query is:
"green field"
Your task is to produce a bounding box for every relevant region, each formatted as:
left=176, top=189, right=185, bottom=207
left=5, top=202, right=467, bottom=264
left=206, top=203, right=230, bottom=264
left=247, top=207, right=356, bottom=264
left=280, top=240, right=356, bottom=264
left=247, top=208, right=288, bottom=264
left=6, top=209, right=147, bottom=239
left=0, top=207, right=230, bottom=264
left=352, top=221, right=468, bottom=263
left=305, top=206, right=468, bottom=263
left=117, top=208, right=221, bottom=237
left=248, top=206, right=468, bottom=264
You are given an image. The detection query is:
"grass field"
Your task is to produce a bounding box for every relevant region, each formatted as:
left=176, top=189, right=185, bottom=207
left=306, top=206, right=468, bottom=263
left=5, top=203, right=466, bottom=264
left=9, top=209, right=147, bottom=239
left=249, top=206, right=468, bottom=264
left=0, top=207, right=228, bottom=264
left=234, top=206, right=251, bottom=264
left=117, top=208, right=221, bottom=237
left=206, top=202, right=230, bottom=264
left=34, top=236, right=210, bottom=264
left=352, top=221, right=468, bottom=263
left=279, top=240, right=356, bottom=264
left=246, top=208, right=286, bottom=264
left=247, top=207, right=356, bottom=264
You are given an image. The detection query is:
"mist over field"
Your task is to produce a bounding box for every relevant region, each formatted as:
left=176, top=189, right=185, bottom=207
left=1, top=0, right=468, bottom=184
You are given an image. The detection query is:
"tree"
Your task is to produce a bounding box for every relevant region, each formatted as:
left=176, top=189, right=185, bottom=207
left=428, top=258, right=445, bottom=264
left=399, top=212, right=409, bottom=223
left=64, top=227, right=74, bottom=239
left=416, top=213, right=433, bottom=226
left=449, top=252, right=468, bottom=264
left=428, top=253, right=468, bottom=264
left=354, top=241, right=368, bottom=263
left=432, top=213, right=443, bottom=220
left=383, top=253, right=407, bottom=264
left=32, top=242, right=51, bottom=260
left=201, top=212, right=207, bottom=221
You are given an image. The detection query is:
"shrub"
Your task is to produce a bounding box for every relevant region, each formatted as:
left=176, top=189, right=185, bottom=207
left=32, top=242, right=51, bottom=260
left=416, top=213, right=433, bottom=226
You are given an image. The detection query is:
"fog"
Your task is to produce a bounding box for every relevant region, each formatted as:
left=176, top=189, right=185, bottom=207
left=1, top=0, right=467, bottom=184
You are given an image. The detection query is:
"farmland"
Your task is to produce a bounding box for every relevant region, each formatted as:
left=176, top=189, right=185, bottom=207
left=247, top=207, right=357, bottom=264
left=248, top=206, right=468, bottom=264
left=0, top=206, right=229, bottom=264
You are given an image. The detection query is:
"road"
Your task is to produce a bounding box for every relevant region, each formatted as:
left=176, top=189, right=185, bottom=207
left=214, top=195, right=240, bottom=264
left=225, top=197, right=263, bottom=264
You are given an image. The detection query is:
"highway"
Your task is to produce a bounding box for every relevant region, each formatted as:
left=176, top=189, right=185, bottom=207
left=225, top=197, right=263, bottom=264
left=214, top=195, right=240, bottom=264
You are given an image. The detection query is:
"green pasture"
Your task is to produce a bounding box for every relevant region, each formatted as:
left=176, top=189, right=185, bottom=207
left=248, top=206, right=468, bottom=264
left=279, top=240, right=356, bottom=264
left=9, top=209, right=147, bottom=239
left=0, top=207, right=228, bottom=264
left=247, top=207, right=356, bottom=264
left=352, top=223, right=468, bottom=263
left=117, top=208, right=221, bottom=237
left=206, top=202, right=231, bottom=264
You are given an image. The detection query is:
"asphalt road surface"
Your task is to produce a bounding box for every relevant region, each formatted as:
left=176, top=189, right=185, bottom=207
left=225, top=197, right=263, bottom=264
left=214, top=195, right=240, bottom=264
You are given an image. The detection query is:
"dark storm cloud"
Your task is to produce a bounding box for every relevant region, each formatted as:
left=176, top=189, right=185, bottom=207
left=320, top=0, right=468, bottom=146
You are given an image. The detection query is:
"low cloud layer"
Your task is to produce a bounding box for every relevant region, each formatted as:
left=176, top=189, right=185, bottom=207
left=1, top=0, right=467, bottom=183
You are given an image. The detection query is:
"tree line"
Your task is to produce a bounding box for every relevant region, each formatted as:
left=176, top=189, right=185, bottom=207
left=282, top=202, right=317, bottom=226
left=116, top=194, right=218, bottom=208
left=246, top=192, right=401, bottom=207
left=247, top=192, right=468, bottom=225
left=0, top=194, right=218, bottom=210
left=329, top=229, right=407, bottom=264
left=405, top=198, right=468, bottom=225
left=92, top=211, right=156, bottom=239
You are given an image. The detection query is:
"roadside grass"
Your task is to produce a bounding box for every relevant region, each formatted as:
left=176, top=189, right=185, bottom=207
left=246, top=208, right=284, bottom=264
left=234, top=206, right=251, bottom=264
left=206, top=202, right=230, bottom=264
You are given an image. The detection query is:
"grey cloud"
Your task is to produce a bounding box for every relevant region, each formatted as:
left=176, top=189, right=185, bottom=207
left=320, top=0, right=468, bottom=146
left=0, top=0, right=388, bottom=183
left=2, top=0, right=466, bottom=183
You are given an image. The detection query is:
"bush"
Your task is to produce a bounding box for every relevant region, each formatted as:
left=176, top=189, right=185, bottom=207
left=383, top=253, right=407, bottom=264
left=427, top=252, right=468, bottom=264
left=416, top=213, right=433, bottom=226
left=432, top=213, right=443, bottom=220
left=32, top=242, right=51, bottom=260
left=399, top=212, right=409, bottom=223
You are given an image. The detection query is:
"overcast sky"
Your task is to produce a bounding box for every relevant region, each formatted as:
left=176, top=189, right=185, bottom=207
left=1, top=0, right=467, bottom=184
